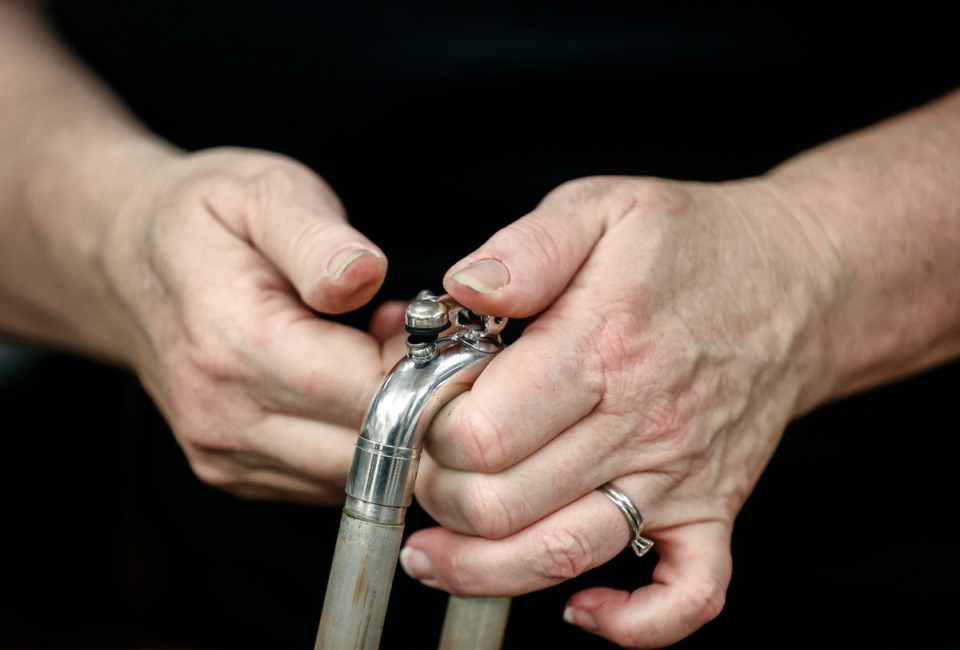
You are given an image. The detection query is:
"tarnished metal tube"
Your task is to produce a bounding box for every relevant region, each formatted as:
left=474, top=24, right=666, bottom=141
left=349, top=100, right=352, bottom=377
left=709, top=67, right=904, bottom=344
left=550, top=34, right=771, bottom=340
left=316, top=514, right=403, bottom=650
left=439, top=596, right=512, bottom=650
left=316, top=293, right=508, bottom=649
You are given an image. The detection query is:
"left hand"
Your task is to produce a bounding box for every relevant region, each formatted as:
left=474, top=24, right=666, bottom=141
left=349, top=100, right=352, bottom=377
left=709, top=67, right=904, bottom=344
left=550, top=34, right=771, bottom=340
left=399, top=176, right=839, bottom=648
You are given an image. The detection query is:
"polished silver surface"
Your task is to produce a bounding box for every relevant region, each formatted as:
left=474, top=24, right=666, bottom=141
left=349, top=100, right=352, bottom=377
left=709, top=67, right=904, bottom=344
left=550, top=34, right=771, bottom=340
left=599, top=482, right=654, bottom=557
left=345, top=335, right=502, bottom=523
left=405, top=296, right=451, bottom=331
left=318, top=292, right=509, bottom=649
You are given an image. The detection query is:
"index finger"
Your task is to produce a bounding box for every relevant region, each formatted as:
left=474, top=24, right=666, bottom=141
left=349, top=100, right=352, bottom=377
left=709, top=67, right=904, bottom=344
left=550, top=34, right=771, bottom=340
left=425, top=320, right=602, bottom=473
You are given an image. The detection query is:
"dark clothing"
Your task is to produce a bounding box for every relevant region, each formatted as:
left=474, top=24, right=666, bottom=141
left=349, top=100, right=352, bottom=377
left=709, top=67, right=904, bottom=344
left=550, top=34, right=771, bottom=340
left=2, top=2, right=957, bottom=648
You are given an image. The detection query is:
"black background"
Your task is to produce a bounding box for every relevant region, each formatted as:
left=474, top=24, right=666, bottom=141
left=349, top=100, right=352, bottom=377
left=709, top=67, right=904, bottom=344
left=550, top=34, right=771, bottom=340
left=1, top=2, right=958, bottom=648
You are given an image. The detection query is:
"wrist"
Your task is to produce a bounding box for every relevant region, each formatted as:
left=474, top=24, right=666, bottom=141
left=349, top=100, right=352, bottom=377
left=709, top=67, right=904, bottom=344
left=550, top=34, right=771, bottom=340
left=19, top=129, right=182, bottom=364
left=760, top=92, right=960, bottom=403
left=728, top=176, right=847, bottom=416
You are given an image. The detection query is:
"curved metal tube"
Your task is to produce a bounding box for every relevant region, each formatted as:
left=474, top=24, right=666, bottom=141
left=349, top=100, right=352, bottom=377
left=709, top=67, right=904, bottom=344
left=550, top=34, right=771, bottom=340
left=345, top=335, right=502, bottom=526
left=317, top=295, right=507, bottom=649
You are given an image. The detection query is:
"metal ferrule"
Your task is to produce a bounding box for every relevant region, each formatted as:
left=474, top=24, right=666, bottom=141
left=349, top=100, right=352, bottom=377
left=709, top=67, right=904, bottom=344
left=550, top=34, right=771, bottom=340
left=345, top=334, right=504, bottom=525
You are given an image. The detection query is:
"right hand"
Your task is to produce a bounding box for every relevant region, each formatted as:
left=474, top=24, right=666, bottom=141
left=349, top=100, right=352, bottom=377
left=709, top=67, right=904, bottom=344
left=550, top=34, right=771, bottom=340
left=100, top=147, right=397, bottom=504
left=403, top=175, right=837, bottom=647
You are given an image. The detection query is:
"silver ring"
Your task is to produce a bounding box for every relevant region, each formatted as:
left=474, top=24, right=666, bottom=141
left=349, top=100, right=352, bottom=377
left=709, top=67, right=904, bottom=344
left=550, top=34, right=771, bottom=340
left=598, top=483, right=654, bottom=557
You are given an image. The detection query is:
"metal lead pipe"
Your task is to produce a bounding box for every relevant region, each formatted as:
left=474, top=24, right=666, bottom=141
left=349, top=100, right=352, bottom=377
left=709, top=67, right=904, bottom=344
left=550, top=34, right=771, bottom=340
left=316, top=513, right=403, bottom=650
left=439, top=596, right=512, bottom=650
left=316, top=293, right=508, bottom=649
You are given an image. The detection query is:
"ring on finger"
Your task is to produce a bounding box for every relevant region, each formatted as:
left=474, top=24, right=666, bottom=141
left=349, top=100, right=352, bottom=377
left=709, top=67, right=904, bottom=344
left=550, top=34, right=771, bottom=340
left=598, top=482, right=654, bottom=557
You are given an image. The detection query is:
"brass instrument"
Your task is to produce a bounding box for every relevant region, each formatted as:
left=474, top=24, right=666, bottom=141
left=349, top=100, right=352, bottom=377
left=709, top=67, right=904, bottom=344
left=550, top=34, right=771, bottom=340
left=316, top=291, right=511, bottom=649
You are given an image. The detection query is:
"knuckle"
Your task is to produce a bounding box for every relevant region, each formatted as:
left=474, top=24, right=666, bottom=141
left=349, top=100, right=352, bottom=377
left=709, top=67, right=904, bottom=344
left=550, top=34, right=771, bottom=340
left=442, top=551, right=477, bottom=596
left=245, top=158, right=343, bottom=218
left=186, top=342, right=244, bottom=385
left=248, top=164, right=301, bottom=212
left=188, top=456, right=238, bottom=490
left=544, top=176, right=614, bottom=205
left=500, top=214, right=566, bottom=273
left=457, top=404, right=513, bottom=472
left=588, top=318, right=693, bottom=448
left=460, top=479, right=517, bottom=539
left=547, top=176, right=692, bottom=232
left=174, top=416, right=211, bottom=449
left=590, top=312, right=640, bottom=377
left=173, top=409, right=234, bottom=454
left=678, top=579, right=727, bottom=628
left=623, top=176, right=679, bottom=210
left=164, top=354, right=248, bottom=452
left=639, top=390, right=690, bottom=443
left=546, top=176, right=637, bottom=219
left=609, top=621, right=647, bottom=650
left=174, top=312, right=253, bottom=385
left=167, top=167, right=244, bottom=215
left=532, top=527, right=595, bottom=582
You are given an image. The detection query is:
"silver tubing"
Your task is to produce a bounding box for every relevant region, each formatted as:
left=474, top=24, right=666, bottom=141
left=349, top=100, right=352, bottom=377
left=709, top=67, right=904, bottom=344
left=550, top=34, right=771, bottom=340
left=439, top=596, right=512, bottom=650
left=316, top=293, right=508, bottom=649
left=315, top=512, right=403, bottom=650
left=346, top=337, right=499, bottom=518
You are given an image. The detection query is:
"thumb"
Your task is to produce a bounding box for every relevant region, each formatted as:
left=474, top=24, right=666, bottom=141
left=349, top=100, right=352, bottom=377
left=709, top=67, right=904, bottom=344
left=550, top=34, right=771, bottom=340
left=564, top=523, right=731, bottom=649
left=212, top=155, right=387, bottom=314
left=443, top=179, right=622, bottom=318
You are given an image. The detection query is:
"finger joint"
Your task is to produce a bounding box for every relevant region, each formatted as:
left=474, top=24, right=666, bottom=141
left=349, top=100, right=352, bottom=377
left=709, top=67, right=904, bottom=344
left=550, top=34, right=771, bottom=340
left=532, top=527, right=595, bottom=582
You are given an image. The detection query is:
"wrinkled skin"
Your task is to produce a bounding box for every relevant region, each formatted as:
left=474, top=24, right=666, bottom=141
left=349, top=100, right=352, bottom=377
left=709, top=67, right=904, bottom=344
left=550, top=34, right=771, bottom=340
left=3, top=5, right=956, bottom=646
left=100, top=147, right=407, bottom=504
left=401, top=176, right=838, bottom=648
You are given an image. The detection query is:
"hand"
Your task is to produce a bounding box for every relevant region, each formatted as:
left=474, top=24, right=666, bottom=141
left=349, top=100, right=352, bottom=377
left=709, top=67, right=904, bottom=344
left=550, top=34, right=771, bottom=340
left=100, top=147, right=397, bottom=504
left=400, top=176, right=838, bottom=647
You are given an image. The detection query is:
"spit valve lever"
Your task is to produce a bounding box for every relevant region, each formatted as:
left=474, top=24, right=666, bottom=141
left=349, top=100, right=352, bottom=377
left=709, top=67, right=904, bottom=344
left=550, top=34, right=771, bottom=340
left=403, top=290, right=506, bottom=365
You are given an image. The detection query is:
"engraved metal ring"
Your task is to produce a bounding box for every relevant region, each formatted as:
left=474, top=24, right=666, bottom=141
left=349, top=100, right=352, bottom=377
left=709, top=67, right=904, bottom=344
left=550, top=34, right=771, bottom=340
left=598, top=483, right=654, bottom=557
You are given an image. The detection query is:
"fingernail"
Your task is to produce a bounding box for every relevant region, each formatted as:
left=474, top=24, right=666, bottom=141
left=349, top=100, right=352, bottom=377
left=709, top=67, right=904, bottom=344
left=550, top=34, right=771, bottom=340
left=328, top=247, right=379, bottom=281
left=450, top=259, right=510, bottom=295
left=563, top=607, right=599, bottom=632
left=399, top=547, right=434, bottom=581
